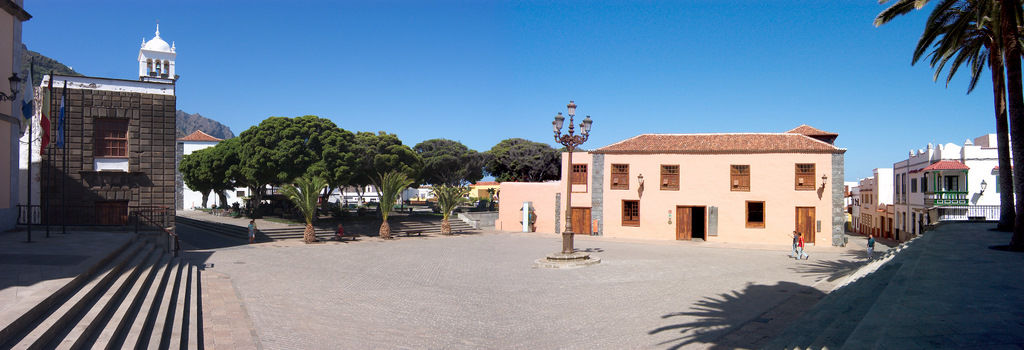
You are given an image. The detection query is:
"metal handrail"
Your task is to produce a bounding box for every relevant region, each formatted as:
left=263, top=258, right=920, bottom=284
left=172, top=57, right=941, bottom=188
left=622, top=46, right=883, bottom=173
left=133, top=207, right=179, bottom=257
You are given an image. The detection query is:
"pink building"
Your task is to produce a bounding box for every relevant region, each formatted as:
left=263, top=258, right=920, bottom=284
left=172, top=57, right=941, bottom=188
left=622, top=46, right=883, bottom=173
left=497, top=125, right=848, bottom=247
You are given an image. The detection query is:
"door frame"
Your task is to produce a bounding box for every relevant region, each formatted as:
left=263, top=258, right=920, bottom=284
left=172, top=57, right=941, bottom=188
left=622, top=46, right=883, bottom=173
left=676, top=205, right=707, bottom=241
left=795, top=206, right=815, bottom=244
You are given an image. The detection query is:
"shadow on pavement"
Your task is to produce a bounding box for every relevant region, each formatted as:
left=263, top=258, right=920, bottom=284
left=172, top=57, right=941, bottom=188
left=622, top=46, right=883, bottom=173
left=649, top=281, right=824, bottom=350
left=788, top=250, right=866, bottom=283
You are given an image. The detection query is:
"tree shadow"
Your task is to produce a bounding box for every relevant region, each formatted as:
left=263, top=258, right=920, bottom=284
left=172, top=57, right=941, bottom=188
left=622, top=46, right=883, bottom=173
left=649, top=281, right=824, bottom=350
left=789, top=251, right=865, bottom=283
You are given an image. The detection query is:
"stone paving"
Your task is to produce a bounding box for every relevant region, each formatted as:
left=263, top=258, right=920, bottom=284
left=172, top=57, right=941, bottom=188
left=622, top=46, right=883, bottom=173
left=0, top=229, right=133, bottom=331
left=189, top=228, right=864, bottom=349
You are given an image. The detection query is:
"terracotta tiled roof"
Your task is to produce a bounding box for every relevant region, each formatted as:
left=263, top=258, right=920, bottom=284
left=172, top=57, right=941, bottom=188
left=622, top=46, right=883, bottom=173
left=177, top=130, right=223, bottom=142
left=921, top=160, right=969, bottom=171
left=786, top=124, right=838, bottom=136
left=593, top=133, right=844, bottom=154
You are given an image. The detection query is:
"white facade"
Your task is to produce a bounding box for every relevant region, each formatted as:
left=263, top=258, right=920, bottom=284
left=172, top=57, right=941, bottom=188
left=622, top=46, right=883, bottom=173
left=854, top=168, right=894, bottom=239
left=138, top=25, right=176, bottom=82
left=327, top=186, right=434, bottom=206
left=179, top=138, right=249, bottom=210
left=893, top=134, right=1006, bottom=241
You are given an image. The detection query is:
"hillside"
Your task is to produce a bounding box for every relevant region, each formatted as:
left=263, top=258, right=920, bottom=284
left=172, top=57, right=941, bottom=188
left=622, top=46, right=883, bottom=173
left=176, top=110, right=235, bottom=139
left=20, top=44, right=82, bottom=86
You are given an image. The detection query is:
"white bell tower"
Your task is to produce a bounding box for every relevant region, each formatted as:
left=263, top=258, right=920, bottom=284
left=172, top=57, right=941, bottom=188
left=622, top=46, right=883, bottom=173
left=138, top=24, right=177, bottom=82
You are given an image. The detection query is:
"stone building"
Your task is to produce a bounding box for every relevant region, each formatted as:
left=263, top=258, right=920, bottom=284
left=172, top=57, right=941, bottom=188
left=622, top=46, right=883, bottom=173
left=20, top=26, right=177, bottom=226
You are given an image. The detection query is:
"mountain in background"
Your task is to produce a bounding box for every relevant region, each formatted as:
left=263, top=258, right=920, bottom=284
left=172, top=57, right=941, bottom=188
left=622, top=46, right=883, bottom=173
left=20, top=44, right=82, bottom=86
left=20, top=46, right=235, bottom=140
left=176, top=110, right=235, bottom=139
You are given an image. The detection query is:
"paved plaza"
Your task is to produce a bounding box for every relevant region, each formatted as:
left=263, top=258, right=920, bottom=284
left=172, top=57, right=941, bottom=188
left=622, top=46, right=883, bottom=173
left=178, top=224, right=866, bottom=349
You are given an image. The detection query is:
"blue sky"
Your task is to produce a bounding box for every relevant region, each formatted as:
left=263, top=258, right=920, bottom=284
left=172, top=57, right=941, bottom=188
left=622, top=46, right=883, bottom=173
left=22, top=0, right=996, bottom=181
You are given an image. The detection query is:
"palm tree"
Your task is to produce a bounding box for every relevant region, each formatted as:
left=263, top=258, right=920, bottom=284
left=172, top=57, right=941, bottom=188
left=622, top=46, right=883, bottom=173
left=876, top=0, right=1022, bottom=239
left=280, top=176, right=328, bottom=243
left=432, top=185, right=471, bottom=235
left=377, top=171, right=414, bottom=239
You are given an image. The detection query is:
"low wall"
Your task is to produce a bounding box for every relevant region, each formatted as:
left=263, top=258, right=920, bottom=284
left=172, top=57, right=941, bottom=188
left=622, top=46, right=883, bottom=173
left=496, top=182, right=560, bottom=233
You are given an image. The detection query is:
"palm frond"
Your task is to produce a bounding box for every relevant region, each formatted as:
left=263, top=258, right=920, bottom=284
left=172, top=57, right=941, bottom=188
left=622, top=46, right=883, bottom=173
left=431, top=185, right=471, bottom=220
left=378, top=171, right=414, bottom=221
left=280, top=176, right=328, bottom=226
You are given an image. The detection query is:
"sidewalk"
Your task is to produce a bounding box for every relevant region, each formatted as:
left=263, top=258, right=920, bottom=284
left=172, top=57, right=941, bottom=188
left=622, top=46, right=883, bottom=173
left=767, top=222, right=1024, bottom=348
left=0, top=229, right=133, bottom=333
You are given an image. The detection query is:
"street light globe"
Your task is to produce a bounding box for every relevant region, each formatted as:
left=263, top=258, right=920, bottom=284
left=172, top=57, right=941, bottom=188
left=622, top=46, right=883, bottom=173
left=567, top=100, right=577, bottom=116
left=582, top=115, right=593, bottom=135
left=553, top=112, right=565, bottom=132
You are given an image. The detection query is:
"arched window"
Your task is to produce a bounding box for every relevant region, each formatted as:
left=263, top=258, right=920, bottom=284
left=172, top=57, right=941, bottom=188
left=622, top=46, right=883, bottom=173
left=155, top=60, right=161, bottom=73
left=163, top=60, right=171, bottom=76
left=147, top=59, right=153, bottom=73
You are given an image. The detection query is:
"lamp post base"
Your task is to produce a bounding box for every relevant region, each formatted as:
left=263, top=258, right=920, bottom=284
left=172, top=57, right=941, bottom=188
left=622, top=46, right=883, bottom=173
left=534, top=251, right=601, bottom=269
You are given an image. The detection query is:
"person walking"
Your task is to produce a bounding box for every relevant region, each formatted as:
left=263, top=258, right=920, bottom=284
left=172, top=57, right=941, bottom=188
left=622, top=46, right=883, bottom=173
left=867, top=234, right=875, bottom=260
left=248, top=219, right=257, bottom=244
left=790, top=231, right=800, bottom=259
left=797, top=233, right=809, bottom=260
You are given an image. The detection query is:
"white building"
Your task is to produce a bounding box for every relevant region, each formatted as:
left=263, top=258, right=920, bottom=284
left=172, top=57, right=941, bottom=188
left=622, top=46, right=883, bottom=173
left=893, top=134, right=1004, bottom=241
left=854, top=168, right=893, bottom=239
left=175, top=130, right=249, bottom=210
left=327, top=185, right=434, bottom=206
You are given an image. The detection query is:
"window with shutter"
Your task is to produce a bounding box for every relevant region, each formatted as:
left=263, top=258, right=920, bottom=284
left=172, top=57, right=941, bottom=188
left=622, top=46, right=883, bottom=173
left=95, top=119, right=129, bottom=158
left=611, top=164, right=629, bottom=190
left=795, top=164, right=815, bottom=190
left=572, top=164, right=588, bottom=184
left=731, top=165, right=750, bottom=191
left=661, top=165, right=679, bottom=190
left=622, top=200, right=640, bottom=226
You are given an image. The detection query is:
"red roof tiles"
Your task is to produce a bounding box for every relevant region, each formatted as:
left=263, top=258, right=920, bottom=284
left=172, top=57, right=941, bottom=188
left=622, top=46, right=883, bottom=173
left=593, top=133, right=844, bottom=154
left=921, top=160, right=969, bottom=171
left=786, top=124, right=838, bottom=136
left=177, top=130, right=223, bottom=142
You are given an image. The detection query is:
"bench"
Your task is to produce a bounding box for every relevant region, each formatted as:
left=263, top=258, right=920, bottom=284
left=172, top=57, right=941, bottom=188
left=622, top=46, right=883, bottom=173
left=402, top=230, right=423, bottom=237
left=334, top=233, right=359, bottom=241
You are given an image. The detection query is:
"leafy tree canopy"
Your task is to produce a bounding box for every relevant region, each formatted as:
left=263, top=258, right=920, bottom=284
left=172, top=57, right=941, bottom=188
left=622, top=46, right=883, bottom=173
left=236, top=115, right=348, bottom=187
left=352, top=131, right=423, bottom=188
left=485, top=138, right=561, bottom=182
left=413, top=138, right=486, bottom=186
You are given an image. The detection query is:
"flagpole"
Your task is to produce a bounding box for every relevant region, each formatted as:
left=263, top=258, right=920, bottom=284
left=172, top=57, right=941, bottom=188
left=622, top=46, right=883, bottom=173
left=60, top=80, right=67, bottom=235
left=44, top=72, right=52, bottom=238
left=25, top=59, right=33, bottom=243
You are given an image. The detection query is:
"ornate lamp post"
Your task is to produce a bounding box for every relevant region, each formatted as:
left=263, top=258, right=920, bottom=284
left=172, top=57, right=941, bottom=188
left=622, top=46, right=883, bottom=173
left=553, top=100, right=593, bottom=255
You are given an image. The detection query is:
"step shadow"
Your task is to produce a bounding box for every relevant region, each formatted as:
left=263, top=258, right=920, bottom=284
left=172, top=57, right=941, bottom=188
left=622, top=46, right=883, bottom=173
left=649, top=281, right=824, bottom=350
left=788, top=250, right=866, bottom=283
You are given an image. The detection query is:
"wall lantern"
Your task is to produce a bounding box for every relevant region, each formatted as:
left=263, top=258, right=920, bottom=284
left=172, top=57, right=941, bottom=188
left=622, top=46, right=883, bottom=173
left=0, top=73, right=23, bottom=101
left=637, top=173, right=645, bottom=198
left=821, top=174, right=829, bottom=188
left=981, top=179, right=988, bottom=193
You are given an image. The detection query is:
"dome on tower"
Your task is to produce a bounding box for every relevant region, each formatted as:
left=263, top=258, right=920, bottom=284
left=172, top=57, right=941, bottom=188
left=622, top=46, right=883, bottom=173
left=142, top=25, right=173, bottom=52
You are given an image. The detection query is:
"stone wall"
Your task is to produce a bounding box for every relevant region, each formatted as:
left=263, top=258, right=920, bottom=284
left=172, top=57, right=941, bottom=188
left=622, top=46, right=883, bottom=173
left=591, top=154, right=604, bottom=235
left=40, top=86, right=176, bottom=225
left=832, top=153, right=847, bottom=246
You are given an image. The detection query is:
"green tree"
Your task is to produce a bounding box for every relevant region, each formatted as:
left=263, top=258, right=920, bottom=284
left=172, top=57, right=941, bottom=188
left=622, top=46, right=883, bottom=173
left=352, top=131, right=423, bottom=204
left=432, top=185, right=471, bottom=235
left=179, top=148, right=215, bottom=208
left=280, top=176, right=329, bottom=243
left=377, top=171, right=414, bottom=239
left=413, top=138, right=486, bottom=186
left=236, top=116, right=348, bottom=215
left=485, top=138, right=561, bottom=182
left=876, top=0, right=1024, bottom=246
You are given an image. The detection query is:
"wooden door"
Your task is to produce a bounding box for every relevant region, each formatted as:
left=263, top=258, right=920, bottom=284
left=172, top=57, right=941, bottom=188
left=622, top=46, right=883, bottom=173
left=96, top=201, right=129, bottom=225
left=571, top=207, right=591, bottom=235
left=676, top=206, right=693, bottom=240
left=795, top=207, right=815, bottom=244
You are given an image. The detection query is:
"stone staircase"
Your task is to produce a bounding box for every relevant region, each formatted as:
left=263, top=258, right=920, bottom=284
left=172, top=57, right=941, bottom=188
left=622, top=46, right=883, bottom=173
left=762, top=232, right=932, bottom=349
left=0, top=234, right=202, bottom=350
left=176, top=215, right=479, bottom=241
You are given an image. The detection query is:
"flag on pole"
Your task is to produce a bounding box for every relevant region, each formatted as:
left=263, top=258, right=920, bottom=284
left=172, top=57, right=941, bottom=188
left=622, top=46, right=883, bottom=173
left=57, top=81, right=65, bottom=148
left=40, top=75, right=52, bottom=155
left=20, top=64, right=33, bottom=119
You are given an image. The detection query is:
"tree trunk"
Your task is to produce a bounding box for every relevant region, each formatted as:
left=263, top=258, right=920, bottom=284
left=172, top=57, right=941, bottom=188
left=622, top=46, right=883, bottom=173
left=303, top=223, right=317, bottom=243
left=1001, top=0, right=1024, bottom=249
left=217, top=190, right=229, bottom=209
left=201, top=190, right=210, bottom=208
left=441, top=218, right=452, bottom=235
left=379, top=220, right=392, bottom=239
left=990, top=51, right=1015, bottom=231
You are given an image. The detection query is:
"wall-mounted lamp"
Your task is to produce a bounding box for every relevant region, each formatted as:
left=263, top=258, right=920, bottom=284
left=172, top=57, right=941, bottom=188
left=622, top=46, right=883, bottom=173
left=637, top=173, right=645, bottom=198
left=0, top=73, right=23, bottom=101
left=980, top=179, right=988, bottom=193
left=821, top=174, right=829, bottom=188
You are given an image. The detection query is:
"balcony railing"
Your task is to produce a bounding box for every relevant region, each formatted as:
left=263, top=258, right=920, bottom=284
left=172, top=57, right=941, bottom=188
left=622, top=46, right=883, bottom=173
left=935, top=205, right=999, bottom=222
left=925, top=191, right=968, bottom=206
